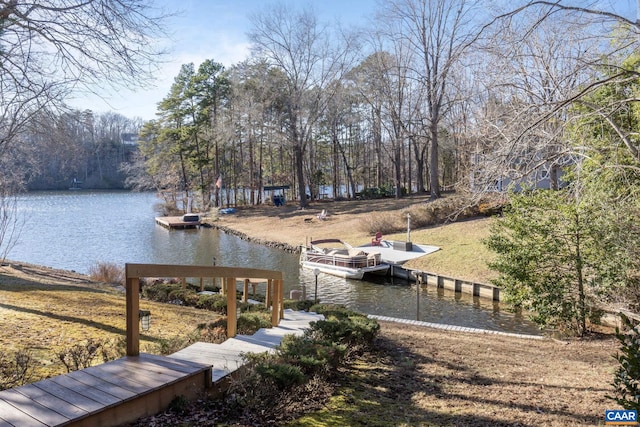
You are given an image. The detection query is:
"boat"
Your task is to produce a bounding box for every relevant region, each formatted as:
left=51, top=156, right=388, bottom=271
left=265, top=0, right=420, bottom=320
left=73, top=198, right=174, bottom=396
left=300, top=239, right=390, bottom=280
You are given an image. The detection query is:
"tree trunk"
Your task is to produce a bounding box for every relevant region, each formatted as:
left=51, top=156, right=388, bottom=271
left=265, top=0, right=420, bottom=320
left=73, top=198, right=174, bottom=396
left=429, top=123, right=441, bottom=199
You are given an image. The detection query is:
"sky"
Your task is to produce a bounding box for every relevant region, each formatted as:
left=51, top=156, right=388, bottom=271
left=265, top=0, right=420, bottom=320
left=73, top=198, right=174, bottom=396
left=68, top=0, right=379, bottom=121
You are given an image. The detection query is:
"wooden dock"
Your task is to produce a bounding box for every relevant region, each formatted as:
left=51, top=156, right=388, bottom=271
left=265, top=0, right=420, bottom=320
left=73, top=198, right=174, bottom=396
left=0, top=309, right=322, bottom=426
left=155, top=215, right=200, bottom=229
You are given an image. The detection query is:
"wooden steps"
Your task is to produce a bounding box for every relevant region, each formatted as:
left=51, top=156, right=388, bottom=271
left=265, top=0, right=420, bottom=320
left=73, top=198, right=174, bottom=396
left=170, top=309, right=323, bottom=383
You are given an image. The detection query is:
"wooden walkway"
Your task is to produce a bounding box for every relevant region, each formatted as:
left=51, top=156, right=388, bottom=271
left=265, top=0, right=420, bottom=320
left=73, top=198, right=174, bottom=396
left=0, top=309, right=322, bottom=427
left=171, top=309, right=323, bottom=383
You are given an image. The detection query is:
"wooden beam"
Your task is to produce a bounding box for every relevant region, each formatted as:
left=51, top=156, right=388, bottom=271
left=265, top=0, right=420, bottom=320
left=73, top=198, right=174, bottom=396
left=124, top=263, right=283, bottom=281
left=278, top=279, right=284, bottom=320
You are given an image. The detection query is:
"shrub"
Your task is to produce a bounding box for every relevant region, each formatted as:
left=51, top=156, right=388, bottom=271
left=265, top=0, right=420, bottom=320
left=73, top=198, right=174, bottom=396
left=284, top=298, right=316, bottom=312
left=155, top=333, right=198, bottom=355
left=195, top=294, right=227, bottom=313
left=0, top=349, right=35, bottom=390
left=310, top=304, right=380, bottom=350
left=278, top=335, right=346, bottom=374
left=142, top=282, right=181, bottom=302
left=610, top=313, right=640, bottom=410
left=237, top=312, right=272, bottom=335
left=88, top=261, right=123, bottom=284
left=58, top=338, right=124, bottom=372
left=359, top=212, right=399, bottom=234
left=255, top=361, right=306, bottom=390
left=197, top=318, right=227, bottom=343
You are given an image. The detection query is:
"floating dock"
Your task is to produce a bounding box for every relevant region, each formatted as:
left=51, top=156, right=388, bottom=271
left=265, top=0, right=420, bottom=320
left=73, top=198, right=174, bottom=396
left=358, top=240, right=440, bottom=279
left=155, top=215, right=201, bottom=229
left=359, top=240, right=439, bottom=264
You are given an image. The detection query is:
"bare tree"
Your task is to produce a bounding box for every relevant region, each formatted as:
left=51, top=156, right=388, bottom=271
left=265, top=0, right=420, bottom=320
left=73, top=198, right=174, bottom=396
left=1, top=0, right=168, bottom=153
left=468, top=2, right=612, bottom=199
left=0, top=0, right=168, bottom=254
left=378, top=0, right=481, bottom=199
left=248, top=2, right=358, bottom=208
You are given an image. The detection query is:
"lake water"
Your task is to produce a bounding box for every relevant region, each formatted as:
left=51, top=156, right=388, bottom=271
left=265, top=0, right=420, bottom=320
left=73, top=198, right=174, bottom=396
left=6, top=190, right=541, bottom=335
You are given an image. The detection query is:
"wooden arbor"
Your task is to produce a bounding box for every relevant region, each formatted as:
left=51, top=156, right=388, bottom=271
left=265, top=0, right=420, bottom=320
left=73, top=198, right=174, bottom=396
left=125, top=263, right=284, bottom=356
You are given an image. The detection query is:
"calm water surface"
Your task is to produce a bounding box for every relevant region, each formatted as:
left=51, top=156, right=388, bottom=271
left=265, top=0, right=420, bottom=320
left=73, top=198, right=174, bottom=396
left=7, top=191, right=541, bottom=335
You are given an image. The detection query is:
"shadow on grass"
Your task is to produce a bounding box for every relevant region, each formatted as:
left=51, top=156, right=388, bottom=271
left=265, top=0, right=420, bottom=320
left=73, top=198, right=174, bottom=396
left=0, top=302, right=126, bottom=335
left=296, top=331, right=604, bottom=426
left=0, top=273, right=114, bottom=293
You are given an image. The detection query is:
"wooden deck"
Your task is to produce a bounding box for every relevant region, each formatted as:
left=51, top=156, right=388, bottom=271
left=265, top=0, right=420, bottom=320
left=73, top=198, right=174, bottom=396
left=0, top=309, right=322, bottom=426
left=155, top=216, right=201, bottom=229
left=0, top=353, right=211, bottom=427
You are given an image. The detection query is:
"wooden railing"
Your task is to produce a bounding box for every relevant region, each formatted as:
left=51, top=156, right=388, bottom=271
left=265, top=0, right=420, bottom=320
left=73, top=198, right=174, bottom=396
left=124, top=263, right=284, bottom=356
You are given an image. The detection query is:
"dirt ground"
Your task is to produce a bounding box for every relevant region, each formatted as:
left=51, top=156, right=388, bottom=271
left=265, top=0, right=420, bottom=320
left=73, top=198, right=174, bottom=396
left=211, top=197, right=394, bottom=248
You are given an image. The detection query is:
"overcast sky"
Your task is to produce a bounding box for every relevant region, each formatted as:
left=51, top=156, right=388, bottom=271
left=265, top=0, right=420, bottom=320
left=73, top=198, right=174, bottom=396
left=68, top=0, right=379, bottom=121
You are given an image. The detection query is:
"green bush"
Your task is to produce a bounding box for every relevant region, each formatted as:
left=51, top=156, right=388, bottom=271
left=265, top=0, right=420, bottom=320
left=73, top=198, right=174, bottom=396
left=278, top=335, right=346, bottom=374
left=238, top=301, right=269, bottom=313
left=168, top=287, right=192, bottom=303
left=284, top=298, right=316, bottom=312
left=360, top=186, right=395, bottom=199
left=237, top=312, right=272, bottom=335
left=142, top=282, right=181, bottom=302
left=255, top=361, right=306, bottom=390
left=309, top=304, right=380, bottom=350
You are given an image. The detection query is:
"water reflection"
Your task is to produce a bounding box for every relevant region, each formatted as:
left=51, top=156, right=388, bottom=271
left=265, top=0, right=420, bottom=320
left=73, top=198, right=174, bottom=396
left=8, top=191, right=541, bottom=335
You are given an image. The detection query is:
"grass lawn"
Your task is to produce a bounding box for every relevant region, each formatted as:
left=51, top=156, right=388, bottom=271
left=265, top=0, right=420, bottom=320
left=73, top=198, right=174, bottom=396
left=0, top=263, right=217, bottom=380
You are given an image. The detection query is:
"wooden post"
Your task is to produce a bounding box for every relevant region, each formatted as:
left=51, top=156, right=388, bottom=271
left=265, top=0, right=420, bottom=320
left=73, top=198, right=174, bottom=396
left=278, top=279, right=284, bottom=320
left=200, top=277, right=204, bottom=292
left=243, top=279, right=249, bottom=303
left=271, top=279, right=280, bottom=326
left=126, top=276, right=140, bottom=356
left=265, top=279, right=272, bottom=309
left=226, top=277, right=237, bottom=338
left=181, top=277, right=186, bottom=289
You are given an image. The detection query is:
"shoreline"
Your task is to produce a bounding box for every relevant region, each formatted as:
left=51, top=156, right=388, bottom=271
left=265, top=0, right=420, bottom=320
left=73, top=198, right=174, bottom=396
left=211, top=224, right=300, bottom=253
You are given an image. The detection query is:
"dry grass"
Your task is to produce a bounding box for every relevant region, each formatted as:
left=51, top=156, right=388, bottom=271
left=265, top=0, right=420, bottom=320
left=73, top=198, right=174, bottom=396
left=0, top=262, right=218, bottom=380
left=291, top=321, right=620, bottom=427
